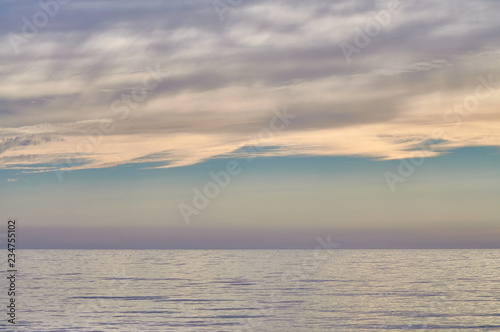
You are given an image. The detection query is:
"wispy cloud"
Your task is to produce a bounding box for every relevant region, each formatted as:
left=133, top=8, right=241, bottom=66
left=1, top=0, right=499, bottom=172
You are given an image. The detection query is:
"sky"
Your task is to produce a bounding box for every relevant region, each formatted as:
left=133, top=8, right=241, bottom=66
left=0, top=0, right=499, bottom=248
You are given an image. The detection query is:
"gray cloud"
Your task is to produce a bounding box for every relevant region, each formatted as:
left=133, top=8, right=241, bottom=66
left=0, top=135, right=60, bottom=154
left=1, top=0, right=500, bottom=170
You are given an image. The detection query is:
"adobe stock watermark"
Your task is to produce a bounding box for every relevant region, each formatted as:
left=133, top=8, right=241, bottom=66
left=384, top=73, right=499, bottom=192
left=212, top=0, right=244, bottom=22
left=178, top=106, right=295, bottom=225
left=279, top=235, right=341, bottom=288
left=8, top=0, right=71, bottom=54
left=339, top=0, right=417, bottom=63
left=238, top=234, right=341, bottom=331
left=53, top=64, right=165, bottom=182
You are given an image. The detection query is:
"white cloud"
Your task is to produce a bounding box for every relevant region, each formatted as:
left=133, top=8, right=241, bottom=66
left=1, top=0, right=500, bottom=172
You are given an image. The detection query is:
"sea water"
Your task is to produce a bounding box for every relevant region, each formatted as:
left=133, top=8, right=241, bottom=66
left=3, top=249, right=500, bottom=331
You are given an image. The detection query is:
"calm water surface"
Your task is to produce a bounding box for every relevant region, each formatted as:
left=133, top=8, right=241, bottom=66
left=4, top=250, right=500, bottom=331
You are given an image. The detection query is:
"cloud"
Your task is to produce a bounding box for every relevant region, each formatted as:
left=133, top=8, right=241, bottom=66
left=0, top=135, right=61, bottom=154
left=1, top=0, right=500, bottom=171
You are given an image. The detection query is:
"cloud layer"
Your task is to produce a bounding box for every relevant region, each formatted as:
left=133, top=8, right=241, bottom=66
left=1, top=0, right=500, bottom=171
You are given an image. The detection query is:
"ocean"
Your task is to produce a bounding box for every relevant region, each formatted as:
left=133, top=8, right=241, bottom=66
left=4, top=249, right=500, bottom=331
